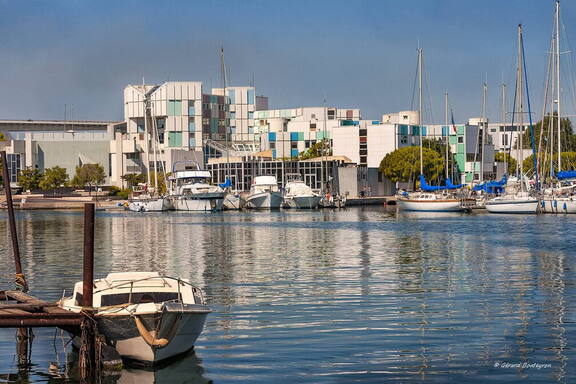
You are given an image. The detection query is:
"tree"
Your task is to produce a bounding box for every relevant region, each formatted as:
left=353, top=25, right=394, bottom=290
left=121, top=173, right=146, bottom=188
left=72, top=164, right=105, bottom=195
left=18, top=168, right=43, bottom=192
left=149, top=171, right=169, bottom=195
left=0, top=132, right=5, bottom=141
left=298, top=139, right=332, bottom=160
left=494, top=152, right=517, bottom=176
left=522, top=152, right=576, bottom=179
left=521, top=113, right=576, bottom=152
left=39, top=166, right=69, bottom=193
left=379, top=146, right=444, bottom=189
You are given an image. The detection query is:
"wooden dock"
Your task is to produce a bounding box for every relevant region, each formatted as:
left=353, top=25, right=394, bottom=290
left=0, top=290, right=82, bottom=329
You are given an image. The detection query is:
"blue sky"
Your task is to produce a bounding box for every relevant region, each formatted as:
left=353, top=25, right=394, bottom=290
left=0, top=0, right=572, bottom=123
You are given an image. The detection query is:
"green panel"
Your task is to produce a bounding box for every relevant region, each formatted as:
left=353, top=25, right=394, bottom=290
left=449, top=135, right=457, bottom=145
left=457, top=125, right=465, bottom=135
left=317, top=131, right=324, bottom=140
left=455, top=153, right=465, bottom=169
left=457, top=144, right=465, bottom=153
left=168, top=131, right=182, bottom=147
left=167, top=100, right=182, bottom=116
left=465, top=173, right=474, bottom=183
left=210, top=118, right=218, bottom=133
left=298, top=132, right=304, bottom=141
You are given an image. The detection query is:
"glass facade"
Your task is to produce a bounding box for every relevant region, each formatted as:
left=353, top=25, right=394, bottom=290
left=167, top=100, right=182, bottom=116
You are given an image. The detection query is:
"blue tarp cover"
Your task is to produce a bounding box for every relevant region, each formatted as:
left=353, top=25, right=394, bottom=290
left=446, top=178, right=464, bottom=189
left=219, top=178, right=232, bottom=188
left=557, top=170, right=576, bottom=180
left=472, top=175, right=507, bottom=194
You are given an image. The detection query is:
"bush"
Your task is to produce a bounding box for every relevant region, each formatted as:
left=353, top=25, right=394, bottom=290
left=117, top=188, right=131, bottom=199
left=108, top=186, right=121, bottom=196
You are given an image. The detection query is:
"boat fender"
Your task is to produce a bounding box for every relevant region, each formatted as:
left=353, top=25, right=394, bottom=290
left=133, top=316, right=170, bottom=348
left=553, top=200, right=558, bottom=208
left=541, top=201, right=545, bottom=208
left=563, top=202, right=567, bottom=212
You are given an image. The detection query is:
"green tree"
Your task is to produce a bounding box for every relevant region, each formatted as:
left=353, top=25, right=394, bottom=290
left=121, top=173, right=146, bottom=189
left=521, top=113, right=576, bottom=152
left=298, top=139, right=332, bottom=160
left=379, top=146, right=444, bottom=189
left=72, top=164, right=105, bottom=195
left=0, top=132, right=5, bottom=141
left=18, top=168, right=43, bottom=191
left=39, top=166, right=69, bottom=193
left=149, top=171, right=168, bottom=195
left=522, top=152, right=576, bottom=178
left=494, top=152, right=517, bottom=176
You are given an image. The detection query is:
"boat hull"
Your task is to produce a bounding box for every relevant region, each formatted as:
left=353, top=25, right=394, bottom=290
left=223, top=194, right=241, bottom=210
left=128, top=198, right=172, bottom=212
left=540, top=198, right=576, bottom=213
left=74, top=304, right=210, bottom=365
left=397, top=198, right=464, bottom=212
left=485, top=199, right=538, bottom=214
left=245, top=192, right=283, bottom=209
left=285, top=195, right=321, bottom=209
left=173, top=196, right=224, bottom=212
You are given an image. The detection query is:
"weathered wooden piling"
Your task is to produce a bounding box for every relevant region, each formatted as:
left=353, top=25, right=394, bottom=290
left=1, top=150, right=27, bottom=292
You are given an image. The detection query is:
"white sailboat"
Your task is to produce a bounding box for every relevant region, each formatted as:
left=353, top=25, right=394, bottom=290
left=486, top=25, right=538, bottom=214
left=128, top=87, right=171, bottom=212
left=397, top=48, right=466, bottom=212
left=245, top=175, right=283, bottom=209
left=539, top=1, right=576, bottom=214
left=283, top=175, right=321, bottom=209
left=59, top=272, right=210, bottom=365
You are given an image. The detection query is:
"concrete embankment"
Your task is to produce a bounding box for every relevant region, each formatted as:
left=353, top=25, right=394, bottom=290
left=0, top=194, right=126, bottom=210
left=345, top=196, right=396, bottom=206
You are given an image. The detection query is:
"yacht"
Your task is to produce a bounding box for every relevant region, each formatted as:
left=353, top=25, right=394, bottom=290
left=128, top=193, right=172, bottom=212
left=397, top=192, right=464, bottom=212
left=170, top=170, right=226, bottom=212
left=283, top=176, right=321, bottom=209
left=245, top=175, right=283, bottom=209
left=59, top=272, right=211, bottom=365
left=485, top=191, right=538, bottom=214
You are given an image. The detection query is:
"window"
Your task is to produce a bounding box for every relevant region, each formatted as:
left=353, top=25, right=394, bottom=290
left=247, top=89, right=255, bottom=104
left=248, top=111, right=254, bottom=119
left=360, top=156, right=367, bottom=164
left=137, top=123, right=145, bottom=133
left=230, top=111, right=236, bottom=119
left=189, top=120, right=196, bottom=132
left=270, top=142, right=276, bottom=149
left=403, top=115, right=409, bottom=120
left=360, top=149, right=367, bottom=156
left=228, top=89, right=236, bottom=104
left=167, top=100, right=182, bottom=116
left=6, top=154, right=21, bottom=182
left=291, top=142, right=298, bottom=149
left=168, top=132, right=182, bottom=147
left=189, top=137, right=196, bottom=148
left=158, top=132, right=164, bottom=144
left=502, top=134, right=508, bottom=146
left=188, top=104, right=195, bottom=116
left=378, top=172, right=383, bottom=182
left=100, top=292, right=180, bottom=306
left=458, top=136, right=464, bottom=143
left=311, top=114, right=316, bottom=119
left=310, top=123, right=317, bottom=130
left=359, top=129, right=367, bottom=136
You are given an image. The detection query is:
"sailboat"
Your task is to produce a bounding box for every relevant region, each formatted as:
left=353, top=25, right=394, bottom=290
left=128, top=87, right=172, bottom=212
left=486, top=25, right=538, bottom=214
left=540, top=1, right=576, bottom=214
left=397, top=48, right=466, bottom=212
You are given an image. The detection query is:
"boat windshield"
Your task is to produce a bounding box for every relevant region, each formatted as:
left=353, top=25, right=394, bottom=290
left=99, top=292, right=181, bottom=306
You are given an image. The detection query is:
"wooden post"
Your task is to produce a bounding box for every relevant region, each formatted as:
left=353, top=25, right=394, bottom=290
left=1, top=151, right=27, bottom=292
left=82, top=203, right=94, bottom=307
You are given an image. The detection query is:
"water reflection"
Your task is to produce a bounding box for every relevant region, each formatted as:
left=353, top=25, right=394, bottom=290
left=0, top=208, right=574, bottom=383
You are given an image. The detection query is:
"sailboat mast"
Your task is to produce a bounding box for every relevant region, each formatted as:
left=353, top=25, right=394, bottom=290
left=481, top=82, right=487, bottom=183
left=518, top=24, right=525, bottom=192
left=501, top=82, right=508, bottom=174
left=221, top=47, right=230, bottom=181
left=418, top=48, right=423, bottom=177
left=151, top=102, right=159, bottom=196
left=444, top=92, right=449, bottom=180
left=143, top=93, right=151, bottom=189
left=555, top=0, right=561, bottom=172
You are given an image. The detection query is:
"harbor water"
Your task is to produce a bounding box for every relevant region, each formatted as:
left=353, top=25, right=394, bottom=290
left=0, top=207, right=574, bottom=383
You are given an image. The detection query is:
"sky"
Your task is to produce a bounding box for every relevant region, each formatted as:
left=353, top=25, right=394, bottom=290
left=0, top=0, right=573, bottom=124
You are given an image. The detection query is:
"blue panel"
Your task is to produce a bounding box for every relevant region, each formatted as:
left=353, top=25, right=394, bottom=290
left=372, top=121, right=380, bottom=125
left=290, top=132, right=299, bottom=141
left=272, top=149, right=277, bottom=159
left=188, top=105, right=195, bottom=116
left=228, top=89, right=235, bottom=104
left=442, top=126, right=448, bottom=136
left=291, top=149, right=299, bottom=157
left=268, top=132, right=276, bottom=141
left=422, top=126, right=427, bottom=136
left=189, top=137, right=196, bottom=147
left=188, top=121, right=195, bottom=132
left=247, top=89, right=255, bottom=104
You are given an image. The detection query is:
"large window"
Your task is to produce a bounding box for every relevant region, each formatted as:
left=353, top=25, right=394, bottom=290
left=6, top=154, right=21, bottom=182
left=167, top=100, right=182, bottom=116
left=189, top=120, right=196, bottom=132
left=228, top=89, right=236, bottom=104
left=188, top=104, right=195, bottom=116
left=247, top=89, right=255, bottom=104
left=168, top=132, right=182, bottom=147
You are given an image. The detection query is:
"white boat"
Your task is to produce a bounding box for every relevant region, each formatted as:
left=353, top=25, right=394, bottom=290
left=245, top=175, right=283, bottom=209
left=283, top=178, right=321, bottom=209
left=485, top=194, right=539, bottom=214
left=223, top=192, right=241, bottom=210
left=397, top=192, right=464, bottom=212
left=170, top=170, right=225, bottom=212
left=540, top=196, right=576, bottom=213
left=128, top=195, right=172, bottom=212
left=59, top=272, right=211, bottom=365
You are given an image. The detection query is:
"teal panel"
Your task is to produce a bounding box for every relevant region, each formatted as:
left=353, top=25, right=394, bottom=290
left=291, top=149, right=299, bottom=157
left=457, top=125, right=465, bottom=135
left=399, top=125, right=408, bottom=135
left=269, top=132, right=276, bottom=141
left=168, top=132, right=182, bottom=147
left=167, top=100, right=182, bottom=116
left=457, top=144, right=465, bottom=153
left=298, top=132, right=304, bottom=141
left=247, top=89, right=255, bottom=104
left=210, top=118, right=218, bottom=133
left=449, top=135, right=457, bottom=145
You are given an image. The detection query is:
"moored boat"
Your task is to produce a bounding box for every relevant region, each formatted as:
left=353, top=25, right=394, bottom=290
left=59, top=272, right=211, bottom=365
left=283, top=177, right=321, bottom=209
left=245, top=176, right=283, bottom=209
left=170, top=170, right=226, bottom=212
left=397, top=192, right=464, bottom=212
left=485, top=193, right=538, bottom=214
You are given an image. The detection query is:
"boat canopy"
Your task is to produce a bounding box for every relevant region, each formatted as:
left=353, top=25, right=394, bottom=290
left=472, top=175, right=507, bottom=194
left=172, top=170, right=211, bottom=180
left=446, top=178, right=464, bottom=189
left=419, top=175, right=462, bottom=191
left=219, top=178, right=232, bottom=188
left=557, top=170, right=576, bottom=180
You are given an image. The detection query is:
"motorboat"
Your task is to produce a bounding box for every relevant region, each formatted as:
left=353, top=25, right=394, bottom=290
left=397, top=192, right=465, bottom=212
left=244, top=175, right=283, bottom=209
left=59, top=272, right=211, bottom=365
left=170, top=170, right=225, bottom=212
left=283, top=178, right=321, bottom=209
left=127, top=195, right=172, bottom=212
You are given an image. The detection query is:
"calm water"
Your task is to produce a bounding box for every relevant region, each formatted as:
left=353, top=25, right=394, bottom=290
left=0, top=208, right=574, bottom=383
